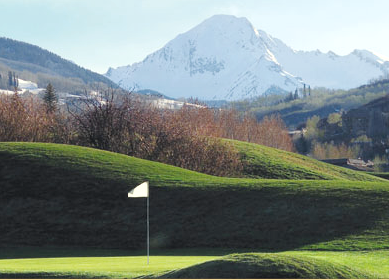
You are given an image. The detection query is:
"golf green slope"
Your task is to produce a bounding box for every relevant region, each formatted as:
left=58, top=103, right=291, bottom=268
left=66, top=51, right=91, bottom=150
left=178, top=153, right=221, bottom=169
left=2, top=248, right=389, bottom=278
left=1, top=142, right=389, bottom=251
left=228, top=139, right=381, bottom=181
left=157, top=253, right=372, bottom=279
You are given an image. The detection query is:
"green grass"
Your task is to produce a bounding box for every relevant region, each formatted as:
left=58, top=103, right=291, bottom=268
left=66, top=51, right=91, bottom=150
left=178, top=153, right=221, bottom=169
left=368, top=172, right=389, bottom=180
left=1, top=142, right=389, bottom=251
left=286, top=250, right=389, bottom=279
left=228, top=139, right=383, bottom=181
left=157, top=252, right=372, bottom=279
left=0, top=248, right=383, bottom=279
left=0, top=253, right=216, bottom=278
left=1, top=142, right=389, bottom=278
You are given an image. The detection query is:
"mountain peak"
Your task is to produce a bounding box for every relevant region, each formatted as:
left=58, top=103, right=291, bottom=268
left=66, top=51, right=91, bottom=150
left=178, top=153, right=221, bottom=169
left=106, top=15, right=389, bottom=101
left=201, top=14, right=252, bottom=26
left=179, top=14, right=260, bottom=49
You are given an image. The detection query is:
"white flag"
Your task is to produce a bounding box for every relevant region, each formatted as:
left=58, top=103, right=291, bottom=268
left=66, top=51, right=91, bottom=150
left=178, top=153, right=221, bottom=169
left=128, top=182, right=149, bottom=198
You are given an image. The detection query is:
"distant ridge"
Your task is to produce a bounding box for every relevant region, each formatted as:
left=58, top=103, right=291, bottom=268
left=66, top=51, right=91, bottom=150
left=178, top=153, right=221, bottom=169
left=0, top=37, right=117, bottom=89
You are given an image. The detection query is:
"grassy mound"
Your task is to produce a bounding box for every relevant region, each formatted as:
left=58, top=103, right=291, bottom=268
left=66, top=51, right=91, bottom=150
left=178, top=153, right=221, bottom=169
left=1, top=142, right=389, bottom=251
left=158, top=253, right=371, bottom=279
left=228, top=139, right=382, bottom=181
left=368, top=172, right=389, bottom=180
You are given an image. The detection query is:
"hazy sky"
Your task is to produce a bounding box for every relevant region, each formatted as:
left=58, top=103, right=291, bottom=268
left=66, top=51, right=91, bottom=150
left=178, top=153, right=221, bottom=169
left=1, top=0, right=388, bottom=73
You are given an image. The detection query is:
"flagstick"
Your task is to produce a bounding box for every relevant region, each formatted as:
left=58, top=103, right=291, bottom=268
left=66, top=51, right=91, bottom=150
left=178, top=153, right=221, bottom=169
left=147, top=190, right=149, bottom=265
left=128, top=181, right=150, bottom=265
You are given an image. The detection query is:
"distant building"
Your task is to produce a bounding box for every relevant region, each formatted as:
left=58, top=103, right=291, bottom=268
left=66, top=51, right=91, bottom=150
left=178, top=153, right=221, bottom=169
left=288, top=128, right=307, bottom=136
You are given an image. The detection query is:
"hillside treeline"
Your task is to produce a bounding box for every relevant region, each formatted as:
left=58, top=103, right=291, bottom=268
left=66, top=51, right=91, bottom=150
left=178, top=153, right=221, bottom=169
left=0, top=62, right=113, bottom=93
left=296, top=95, right=389, bottom=169
left=0, top=37, right=114, bottom=86
left=231, top=79, right=389, bottom=128
left=0, top=91, right=293, bottom=176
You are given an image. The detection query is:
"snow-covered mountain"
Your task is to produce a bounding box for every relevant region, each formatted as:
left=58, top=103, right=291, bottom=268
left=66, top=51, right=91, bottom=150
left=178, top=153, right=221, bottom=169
left=106, top=15, right=389, bottom=101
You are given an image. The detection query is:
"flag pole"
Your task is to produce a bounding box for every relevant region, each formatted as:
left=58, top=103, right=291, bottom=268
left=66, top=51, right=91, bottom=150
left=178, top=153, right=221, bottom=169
left=128, top=181, right=150, bottom=265
left=147, top=183, right=149, bottom=265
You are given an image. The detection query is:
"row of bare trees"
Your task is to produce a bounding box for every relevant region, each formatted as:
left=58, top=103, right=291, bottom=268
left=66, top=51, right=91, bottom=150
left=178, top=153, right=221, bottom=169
left=69, top=93, right=243, bottom=176
left=0, top=93, right=71, bottom=143
left=172, top=105, right=293, bottom=151
left=0, top=91, right=293, bottom=176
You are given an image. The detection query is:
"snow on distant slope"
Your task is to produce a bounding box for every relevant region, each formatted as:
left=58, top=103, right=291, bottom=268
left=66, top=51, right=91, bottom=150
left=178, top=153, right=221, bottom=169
left=0, top=78, right=45, bottom=95
left=17, top=79, right=45, bottom=94
left=106, top=15, right=389, bottom=101
left=271, top=47, right=389, bottom=89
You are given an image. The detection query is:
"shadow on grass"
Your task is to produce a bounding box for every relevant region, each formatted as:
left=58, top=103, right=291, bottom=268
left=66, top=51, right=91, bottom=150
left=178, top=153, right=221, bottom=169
left=2, top=155, right=389, bottom=256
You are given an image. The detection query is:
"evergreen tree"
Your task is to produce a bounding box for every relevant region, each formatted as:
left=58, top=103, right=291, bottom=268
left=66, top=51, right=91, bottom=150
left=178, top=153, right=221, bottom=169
left=285, top=91, right=294, bottom=102
left=303, top=84, right=307, bottom=98
left=295, top=134, right=308, bottom=154
left=294, top=88, right=299, bottom=99
left=43, top=83, right=57, bottom=113
left=13, top=73, right=17, bottom=88
left=8, top=71, right=13, bottom=87
left=308, top=85, right=311, bottom=96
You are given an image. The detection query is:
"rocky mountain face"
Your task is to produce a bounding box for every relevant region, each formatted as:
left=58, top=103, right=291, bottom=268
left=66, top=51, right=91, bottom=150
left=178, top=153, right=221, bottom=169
left=106, top=15, right=389, bottom=101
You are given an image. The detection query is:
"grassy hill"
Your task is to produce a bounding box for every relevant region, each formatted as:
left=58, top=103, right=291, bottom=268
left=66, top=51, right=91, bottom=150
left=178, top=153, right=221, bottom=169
left=1, top=142, right=389, bottom=252
left=368, top=172, right=389, bottom=180
left=157, top=253, right=372, bottom=279
left=2, top=248, right=389, bottom=278
left=228, top=139, right=382, bottom=181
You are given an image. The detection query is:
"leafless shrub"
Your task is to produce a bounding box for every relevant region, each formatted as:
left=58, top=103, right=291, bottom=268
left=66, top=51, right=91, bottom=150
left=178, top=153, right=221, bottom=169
left=69, top=92, right=242, bottom=176
left=0, top=89, right=292, bottom=176
left=171, top=105, right=294, bottom=152
left=0, top=92, right=70, bottom=143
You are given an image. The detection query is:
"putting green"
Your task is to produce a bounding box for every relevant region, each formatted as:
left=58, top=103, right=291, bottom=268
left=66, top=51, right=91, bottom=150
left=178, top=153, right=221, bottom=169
left=0, top=254, right=217, bottom=278
left=1, top=249, right=389, bottom=278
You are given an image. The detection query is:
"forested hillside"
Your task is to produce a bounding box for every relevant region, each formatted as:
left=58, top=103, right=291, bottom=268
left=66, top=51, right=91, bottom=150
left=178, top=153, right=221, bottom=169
left=0, top=37, right=117, bottom=92
left=304, top=94, right=389, bottom=162
left=232, top=79, right=389, bottom=128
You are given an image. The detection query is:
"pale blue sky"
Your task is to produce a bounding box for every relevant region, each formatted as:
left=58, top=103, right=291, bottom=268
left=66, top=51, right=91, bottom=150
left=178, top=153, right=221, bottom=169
left=1, top=0, right=388, bottom=73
